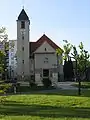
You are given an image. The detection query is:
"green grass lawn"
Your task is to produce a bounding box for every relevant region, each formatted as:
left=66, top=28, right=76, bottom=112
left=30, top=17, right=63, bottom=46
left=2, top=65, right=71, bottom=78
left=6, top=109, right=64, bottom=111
left=0, top=90, right=90, bottom=120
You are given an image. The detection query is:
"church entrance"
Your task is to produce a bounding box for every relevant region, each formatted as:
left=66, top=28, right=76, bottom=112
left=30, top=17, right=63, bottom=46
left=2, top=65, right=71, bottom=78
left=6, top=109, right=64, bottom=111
left=43, top=69, right=49, bottom=78
left=42, top=69, right=51, bottom=87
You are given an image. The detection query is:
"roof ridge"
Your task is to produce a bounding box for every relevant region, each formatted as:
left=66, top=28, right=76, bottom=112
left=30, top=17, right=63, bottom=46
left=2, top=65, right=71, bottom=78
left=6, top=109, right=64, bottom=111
left=18, top=9, right=29, bottom=21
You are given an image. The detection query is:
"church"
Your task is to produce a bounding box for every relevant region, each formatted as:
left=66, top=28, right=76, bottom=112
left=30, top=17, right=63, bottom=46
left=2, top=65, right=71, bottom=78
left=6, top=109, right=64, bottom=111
left=12, top=8, right=63, bottom=86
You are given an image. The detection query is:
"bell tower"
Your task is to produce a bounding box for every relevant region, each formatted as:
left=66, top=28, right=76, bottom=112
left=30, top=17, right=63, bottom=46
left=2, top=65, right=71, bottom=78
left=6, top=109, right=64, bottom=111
left=17, top=9, right=30, bottom=80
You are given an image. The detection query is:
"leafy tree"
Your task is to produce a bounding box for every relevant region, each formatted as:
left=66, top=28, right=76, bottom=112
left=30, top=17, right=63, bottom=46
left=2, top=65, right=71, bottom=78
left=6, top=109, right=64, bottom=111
left=56, top=40, right=74, bottom=81
left=56, top=40, right=90, bottom=95
left=0, top=27, right=8, bottom=79
left=71, top=42, right=90, bottom=95
left=56, top=40, right=72, bottom=62
left=57, top=40, right=90, bottom=79
left=0, top=51, right=5, bottom=74
left=0, top=27, right=11, bottom=99
left=72, top=42, right=90, bottom=79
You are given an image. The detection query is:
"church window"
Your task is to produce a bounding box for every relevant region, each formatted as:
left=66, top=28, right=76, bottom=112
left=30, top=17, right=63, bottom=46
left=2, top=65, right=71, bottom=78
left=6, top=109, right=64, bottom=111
left=22, top=47, right=24, bottom=51
left=45, top=48, right=46, bottom=51
left=21, top=21, right=25, bottom=29
left=44, top=58, right=48, bottom=63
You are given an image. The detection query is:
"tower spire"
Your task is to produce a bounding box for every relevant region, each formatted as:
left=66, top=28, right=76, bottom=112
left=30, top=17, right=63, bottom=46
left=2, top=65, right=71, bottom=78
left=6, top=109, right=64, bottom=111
left=17, top=9, right=29, bottom=21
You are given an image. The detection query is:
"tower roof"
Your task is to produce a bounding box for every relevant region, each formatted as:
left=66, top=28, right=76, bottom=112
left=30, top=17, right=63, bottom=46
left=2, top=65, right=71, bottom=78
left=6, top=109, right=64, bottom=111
left=18, top=9, right=29, bottom=21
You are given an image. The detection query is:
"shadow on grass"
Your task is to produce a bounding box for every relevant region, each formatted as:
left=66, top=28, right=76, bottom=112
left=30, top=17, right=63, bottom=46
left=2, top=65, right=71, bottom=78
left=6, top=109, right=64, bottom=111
left=16, top=86, right=55, bottom=92
left=12, top=89, right=90, bottom=97
left=0, top=101, right=90, bottom=119
left=5, top=85, right=90, bottom=97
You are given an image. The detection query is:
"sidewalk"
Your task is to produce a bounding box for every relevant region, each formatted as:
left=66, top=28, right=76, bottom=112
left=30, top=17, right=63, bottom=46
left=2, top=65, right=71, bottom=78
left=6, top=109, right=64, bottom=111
left=57, top=82, right=78, bottom=90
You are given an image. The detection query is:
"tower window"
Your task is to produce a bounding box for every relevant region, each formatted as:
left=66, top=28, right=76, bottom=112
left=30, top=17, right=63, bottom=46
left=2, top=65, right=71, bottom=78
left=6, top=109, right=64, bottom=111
left=22, top=47, right=24, bottom=51
left=22, top=35, right=24, bottom=40
left=21, top=21, right=25, bottom=29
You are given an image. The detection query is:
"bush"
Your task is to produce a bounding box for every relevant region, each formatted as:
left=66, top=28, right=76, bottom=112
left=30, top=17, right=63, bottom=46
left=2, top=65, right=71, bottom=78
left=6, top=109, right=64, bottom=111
left=0, top=82, right=12, bottom=94
left=42, top=78, right=52, bottom=88
left=29, top=80, right=37, bottom=88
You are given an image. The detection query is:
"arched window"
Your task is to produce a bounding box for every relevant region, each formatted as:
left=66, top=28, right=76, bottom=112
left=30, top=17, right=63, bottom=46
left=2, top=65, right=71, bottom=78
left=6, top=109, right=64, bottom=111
left=21, top=21, right=25, bottom=29
left=45, top=48, right=46, bottom=51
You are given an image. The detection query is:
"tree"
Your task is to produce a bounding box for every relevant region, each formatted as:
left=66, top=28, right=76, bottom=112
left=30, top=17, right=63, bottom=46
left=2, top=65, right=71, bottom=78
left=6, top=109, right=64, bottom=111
left=0, top=27, right=11, bottom=98
left=0, top=51, right=5, bottom=75
left=56, top=40, right=72, bottom=61
left=56, top=40, right=90, bottom=95
left=72, top=42, right=90, bottom=79
left=57, top=40, right=90, bottom=79
left=63, top=59, right=74, bottom=81
left=71, top=42, right=90, bottom=95
left=0, top=27, right=8, bottom=79
left=56, top=40, right=74, bottom=81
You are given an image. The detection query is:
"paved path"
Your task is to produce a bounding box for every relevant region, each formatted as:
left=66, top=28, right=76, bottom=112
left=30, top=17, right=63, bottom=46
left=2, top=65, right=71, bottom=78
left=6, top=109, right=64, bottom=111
left=19, top=81, right=78, bottom=90
left=36, top=82, right=78, bottom=93
left=56, top=82, right=78, bottom=90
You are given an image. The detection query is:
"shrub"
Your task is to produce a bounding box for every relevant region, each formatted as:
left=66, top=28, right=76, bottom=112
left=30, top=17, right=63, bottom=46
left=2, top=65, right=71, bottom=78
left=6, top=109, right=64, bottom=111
left=0, top=83, right=12, bottom=92
left=29, top=80, right=37, bottom=88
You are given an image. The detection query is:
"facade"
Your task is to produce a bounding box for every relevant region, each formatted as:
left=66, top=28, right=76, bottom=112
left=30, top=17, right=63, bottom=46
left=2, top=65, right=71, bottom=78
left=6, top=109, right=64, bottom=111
left=9, top=40, right=17, bottom=78
left=30, top=35, right=63, bottom=85
left=17, top=9, right=30, bottom=81
left=9, top=9, right=64, bottom=85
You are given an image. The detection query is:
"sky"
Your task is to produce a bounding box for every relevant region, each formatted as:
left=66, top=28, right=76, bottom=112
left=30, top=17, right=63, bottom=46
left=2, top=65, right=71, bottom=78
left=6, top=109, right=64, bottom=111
left=0, top=0, right=90, bottom=51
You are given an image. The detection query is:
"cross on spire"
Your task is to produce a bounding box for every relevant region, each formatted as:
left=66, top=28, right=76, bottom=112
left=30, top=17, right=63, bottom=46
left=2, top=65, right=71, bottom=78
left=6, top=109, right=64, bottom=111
left=23, top=5, right=24, bottom=9
left=22, top=0, right=25, bottom=9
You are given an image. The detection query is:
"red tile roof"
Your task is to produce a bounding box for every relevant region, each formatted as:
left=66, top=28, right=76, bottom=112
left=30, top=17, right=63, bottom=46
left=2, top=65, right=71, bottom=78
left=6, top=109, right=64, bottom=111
left=30, top=34, right=63, bottom=54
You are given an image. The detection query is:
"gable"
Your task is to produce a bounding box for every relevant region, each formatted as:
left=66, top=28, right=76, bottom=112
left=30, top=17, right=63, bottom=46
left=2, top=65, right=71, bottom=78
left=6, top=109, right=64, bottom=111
left=29, top=34, right=63, bottom=55
left=34, top=41, right=55, bottom=53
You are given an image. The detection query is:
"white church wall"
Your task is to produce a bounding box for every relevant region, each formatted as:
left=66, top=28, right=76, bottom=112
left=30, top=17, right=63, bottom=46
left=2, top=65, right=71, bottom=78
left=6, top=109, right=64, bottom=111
left=35, top=53, right=57, bottom=69
left=57, top=55, right=64, bottom=81
left=51, top=73, right=58, bottom=86
left=35, top=73, right=43, bottom=86
left=30, top=59, right=34, bottom=75
left=17, top=20, right=30, bottom=78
